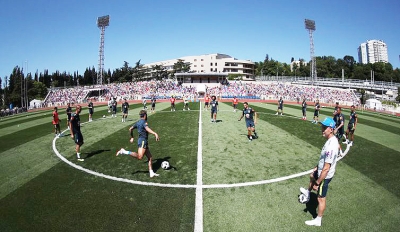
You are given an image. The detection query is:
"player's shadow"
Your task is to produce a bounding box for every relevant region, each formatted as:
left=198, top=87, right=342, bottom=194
left=239, top=134, right=258, bottom=140
left=302, top=192, right=319, bottom=218
left=83, top=149, right=110, bottom=159
left=214, top=119, right=223, bottom=123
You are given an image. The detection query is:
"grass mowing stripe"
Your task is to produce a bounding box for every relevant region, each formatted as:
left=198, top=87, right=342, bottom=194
left=0, top=133, right=60, bottom=199
left=55, top=102, right=199, bottom=184
left=0, top=104, right=151, bottom=199
left=0, top=107, right=115, bottom=152
left=0, top=161, right=196, bottom=232
left=246, top=102, right=400, bottom=197
left=278, top=103, right=400, bottom=150
left=339, top=135, right=400, bottom=197
left=202, top=102, right=320, bottom=185
left=0, top=110, right=54, bottom=127
left=283, top=104, right=400, bottom=134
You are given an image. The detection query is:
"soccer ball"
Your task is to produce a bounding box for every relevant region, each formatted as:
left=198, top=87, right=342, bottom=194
left=161, top=161, right=170, bottom=170
left=103, top=115, right=106, bottom=118
left=298, top=193, right=309, bottom=204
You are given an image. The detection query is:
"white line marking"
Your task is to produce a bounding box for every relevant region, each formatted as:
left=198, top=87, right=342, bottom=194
left=53, top=110, right=350, bottom=189
left=194, top=101, right=203, bottom=232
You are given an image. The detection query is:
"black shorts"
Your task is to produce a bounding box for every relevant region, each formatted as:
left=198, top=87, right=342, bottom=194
left=73, top=132, right=84, bottom=145
left=314, top=111, right=319, bottom=117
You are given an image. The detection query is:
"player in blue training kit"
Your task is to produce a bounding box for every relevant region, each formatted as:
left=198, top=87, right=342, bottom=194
left=111, top=98, right=117, bottom=118
left=301, top=98, right=307, bottom=120
left=69, top=105, right=84, bottom=161
left=276, top=97, right=284, bottom=115
left=88, top=99, right=94, bottom=122
left=238, top=102, right=258, bottom=141
left=333, top=107, right=345, bottom=156
left=312, top=100, right=320, bottom=124
left=343, top=105, right=358, bottom=146
left=116, top=110, right=160, bottom=178
left=121, top=98, right=129, bottom=122
left=210, top=95, right=219, bottom=123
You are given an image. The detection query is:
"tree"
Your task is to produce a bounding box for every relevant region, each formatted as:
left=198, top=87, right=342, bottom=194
left=151, top=65, right=168, bottom=80
left=132, top=60, right=146, bottom=82
left=29, top=81, right=48, bottom=99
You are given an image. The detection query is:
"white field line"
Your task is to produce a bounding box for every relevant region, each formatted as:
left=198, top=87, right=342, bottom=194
left=194, top=101, right=203, bottom=232
left=53, top=113, right=316, bottom=189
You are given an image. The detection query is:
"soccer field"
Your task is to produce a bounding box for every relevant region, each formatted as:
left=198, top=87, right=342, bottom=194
left=1, top=101, right=400, bottom=231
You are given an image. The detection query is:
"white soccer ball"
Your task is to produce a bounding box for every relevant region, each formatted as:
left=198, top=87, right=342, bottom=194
left=298, top=193, right=309, bottom=204
left=103, top=115, right=106, bottom=118
left=161, top=161, right=170, bottom=170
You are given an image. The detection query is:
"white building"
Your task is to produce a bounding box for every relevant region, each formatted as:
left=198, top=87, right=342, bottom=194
left=144, top=53, right=255, bottom=80
left=358, top=40, right=389, bottom=64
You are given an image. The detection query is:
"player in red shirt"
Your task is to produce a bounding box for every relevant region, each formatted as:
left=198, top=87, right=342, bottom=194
left=204, top=95, right=210, bottom=111
left=232, top=96, right=239, bottom=112
left=52, top=107, right=61, bottom=137
left=170, top=96, right=176, bottom=111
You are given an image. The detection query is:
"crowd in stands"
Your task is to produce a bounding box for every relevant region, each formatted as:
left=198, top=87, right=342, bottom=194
left=42, top=80, right=360, bottom=107
left=0, top=107, right=28, bottom=118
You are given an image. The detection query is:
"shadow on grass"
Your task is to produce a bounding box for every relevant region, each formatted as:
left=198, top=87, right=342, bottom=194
left=302, top=192, right=318, bottom=218
left=83, top=149, right=110, bottom=159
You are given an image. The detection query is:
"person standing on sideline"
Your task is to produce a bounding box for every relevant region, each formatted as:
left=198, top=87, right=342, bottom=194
left=116, top=110, right=160, bottom=178
left=69, top=105, right=84, bottom=161
left=232, top=96, right=239, bottom=112
left=312, top=100, right=320, bottom=124
left=170, top=95, right=176, bottom=111
left=204, top=95, right=210, bottom=111
left=111, top=97, right=117, bottom=118
left=276, top=97, right=284, bottom=115
left=52, top=107, right=61, bottom=137
left=121, top=98, right=129, bottom=122
left=300, top=117, right=339, bottom=227
left=142, top=98, right=147, bottom=110
left=210, top=95, right=219, bottom=122
left=183, top=95, right=190, bottom=111
left=108, top=98, right=113, bottom=113
left=150, top=95, right=156, bottom=113
left=88, top=99, right=94, bottom=122
left=343, top=105, right=358, bottom=146
left=238, top=102, right=258, bottom=141
left=66, top=102, right=72, bottom=129
left=301, top=98, right=307, bottom=120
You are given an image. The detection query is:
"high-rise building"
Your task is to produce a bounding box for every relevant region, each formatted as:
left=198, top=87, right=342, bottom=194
left=358, top=40, right=388, bottom=64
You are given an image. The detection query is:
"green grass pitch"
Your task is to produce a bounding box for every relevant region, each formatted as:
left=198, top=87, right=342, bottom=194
left=1, top=100, right=400, bottom=231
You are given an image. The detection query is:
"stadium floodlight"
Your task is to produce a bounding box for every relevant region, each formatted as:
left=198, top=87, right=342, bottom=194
left=304, top=19, right=315, bottom=30
left=97, top=15, right=109, bottom=27
left=97, top=15, right=110, bottom=85
left=305, top=19, right=317, bottom=85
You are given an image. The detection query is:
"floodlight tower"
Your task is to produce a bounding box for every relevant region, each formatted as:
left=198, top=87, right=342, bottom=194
left=97, top=15, right=110, bottom=85
left=305, top=19, right=317, bottom=85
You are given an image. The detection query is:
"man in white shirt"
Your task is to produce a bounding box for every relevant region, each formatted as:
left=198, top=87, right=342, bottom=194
left=300, top=117, right=339, bottom=227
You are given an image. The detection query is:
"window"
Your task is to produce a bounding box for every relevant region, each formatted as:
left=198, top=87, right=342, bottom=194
left=210, top=68, right=213, bottom=71
left=194, top=59, right=197, bottom=61
left=210, top=63, right=213, bottom=66
left=201, top=59, right=204, bottom=61
left=194, top=65, right=197, bottom=67
left=215, top=63, right=217, bottom=66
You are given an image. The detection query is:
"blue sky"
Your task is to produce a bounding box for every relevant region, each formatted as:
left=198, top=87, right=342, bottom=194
left=1, top=0, right=399, bottom=80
